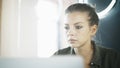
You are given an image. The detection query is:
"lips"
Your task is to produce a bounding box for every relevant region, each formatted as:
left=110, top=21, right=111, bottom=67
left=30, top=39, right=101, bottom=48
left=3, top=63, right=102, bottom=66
left=68, top=39, right=77, bottom=43
left=69, top=39, right=77, bottom=41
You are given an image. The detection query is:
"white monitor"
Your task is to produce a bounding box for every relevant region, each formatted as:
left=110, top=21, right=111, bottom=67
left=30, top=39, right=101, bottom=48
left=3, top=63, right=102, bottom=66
left=0, top=56, right=84, bottom=68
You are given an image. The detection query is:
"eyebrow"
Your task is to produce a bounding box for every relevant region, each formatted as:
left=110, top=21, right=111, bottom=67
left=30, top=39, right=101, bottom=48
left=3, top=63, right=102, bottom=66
left=64, top=22, right=82, bottom=25
left=74, top=22, right=82, bottom=25
left=64, top=23, right=69, bottom=25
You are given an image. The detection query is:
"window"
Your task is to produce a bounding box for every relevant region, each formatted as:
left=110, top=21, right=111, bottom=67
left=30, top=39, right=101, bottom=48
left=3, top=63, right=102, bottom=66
left=35, top=0, right=59, bottom=57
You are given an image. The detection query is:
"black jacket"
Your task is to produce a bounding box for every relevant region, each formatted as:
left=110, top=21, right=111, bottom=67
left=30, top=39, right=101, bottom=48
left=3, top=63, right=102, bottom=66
left=54, top=43, right=120, bottom=68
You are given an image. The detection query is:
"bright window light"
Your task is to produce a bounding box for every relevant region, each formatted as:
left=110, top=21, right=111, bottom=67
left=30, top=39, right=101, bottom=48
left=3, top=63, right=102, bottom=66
left=79, top=0, right=89, bottom=3
left=78, top=0, right=84, bottom=3
left=35, top=0, right=59, bottom=57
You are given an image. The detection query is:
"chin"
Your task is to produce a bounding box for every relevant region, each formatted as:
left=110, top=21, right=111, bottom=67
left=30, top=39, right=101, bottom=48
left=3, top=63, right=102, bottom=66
left=70, top=44, right=80, bottom=48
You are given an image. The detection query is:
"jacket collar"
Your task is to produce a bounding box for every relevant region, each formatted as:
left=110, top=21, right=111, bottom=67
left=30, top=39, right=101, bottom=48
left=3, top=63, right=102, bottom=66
left=71, top=41, right=102, bottom=66
left=90, top=42, right=102, bottom=66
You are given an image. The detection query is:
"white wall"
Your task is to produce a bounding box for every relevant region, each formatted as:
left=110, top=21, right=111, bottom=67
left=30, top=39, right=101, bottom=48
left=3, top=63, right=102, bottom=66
left=0, top=0, right=79, bottom=57
left=1, top=0, right=37, bottom=57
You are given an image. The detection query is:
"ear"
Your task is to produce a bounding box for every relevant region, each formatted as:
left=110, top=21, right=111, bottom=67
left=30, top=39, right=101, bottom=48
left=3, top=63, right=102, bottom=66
left=90, top=25, right=98, bottom=36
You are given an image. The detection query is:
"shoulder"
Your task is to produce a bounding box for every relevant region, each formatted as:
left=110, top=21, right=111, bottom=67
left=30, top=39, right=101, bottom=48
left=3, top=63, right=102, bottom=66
left=53, top=47, right=72, bottom=55
left=97, top=45, right=120, bottom=56
left=93, top=44, right=120, bottom=67
left=97, top=45, right=120, bottom=62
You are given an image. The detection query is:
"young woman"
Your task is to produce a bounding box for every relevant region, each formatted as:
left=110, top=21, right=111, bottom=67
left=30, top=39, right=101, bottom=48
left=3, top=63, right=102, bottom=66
left=54, top=3, right=120, bottom=68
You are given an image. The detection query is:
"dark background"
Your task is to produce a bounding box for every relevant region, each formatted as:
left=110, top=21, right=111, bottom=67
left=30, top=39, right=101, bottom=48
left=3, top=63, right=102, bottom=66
left=88, top=0, right=120, bottom=52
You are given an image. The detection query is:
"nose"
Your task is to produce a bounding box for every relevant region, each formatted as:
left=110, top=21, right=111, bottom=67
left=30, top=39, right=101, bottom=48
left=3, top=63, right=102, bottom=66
left=67, top=28, right=76, bottom=36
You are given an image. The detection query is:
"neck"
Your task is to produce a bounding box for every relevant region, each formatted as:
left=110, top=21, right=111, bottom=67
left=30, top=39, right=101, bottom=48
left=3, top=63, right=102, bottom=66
left=74, top=41, right=93, bottom=64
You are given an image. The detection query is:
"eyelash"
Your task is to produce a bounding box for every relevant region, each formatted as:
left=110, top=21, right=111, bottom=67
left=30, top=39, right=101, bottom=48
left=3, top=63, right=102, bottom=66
left=75, top=26, right=83, bottom=29
left=64, top=26, right=83, bottom=30
left=64, top=26, right=69, bottom=30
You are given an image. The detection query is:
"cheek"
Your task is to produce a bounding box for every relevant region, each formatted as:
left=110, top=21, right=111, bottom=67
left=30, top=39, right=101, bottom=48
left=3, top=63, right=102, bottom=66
left=76, top=29, right=91, bottom=39
left=76, top=29, right=88, bottom=35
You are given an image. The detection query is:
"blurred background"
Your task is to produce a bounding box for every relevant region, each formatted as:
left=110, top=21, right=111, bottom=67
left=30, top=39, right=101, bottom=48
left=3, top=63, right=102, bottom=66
left=0, top=0, right=120, bottom=57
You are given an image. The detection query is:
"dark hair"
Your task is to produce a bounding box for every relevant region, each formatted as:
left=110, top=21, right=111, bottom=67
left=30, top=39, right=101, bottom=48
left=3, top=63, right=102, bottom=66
left=65, top=3, right=99, bottom=26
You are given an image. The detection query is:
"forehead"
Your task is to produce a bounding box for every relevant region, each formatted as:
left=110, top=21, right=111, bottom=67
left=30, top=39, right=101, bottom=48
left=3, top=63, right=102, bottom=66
left=64, top=12, right=90, bottom=24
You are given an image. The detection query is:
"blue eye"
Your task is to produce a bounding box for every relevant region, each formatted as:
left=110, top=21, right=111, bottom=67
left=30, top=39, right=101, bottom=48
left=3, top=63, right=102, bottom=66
left=75, top=26, right=83, bottom=29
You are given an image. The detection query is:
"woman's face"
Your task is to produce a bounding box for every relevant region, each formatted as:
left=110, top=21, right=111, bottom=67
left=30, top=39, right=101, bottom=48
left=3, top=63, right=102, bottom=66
left=64, top=12, right=97, bottom=48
